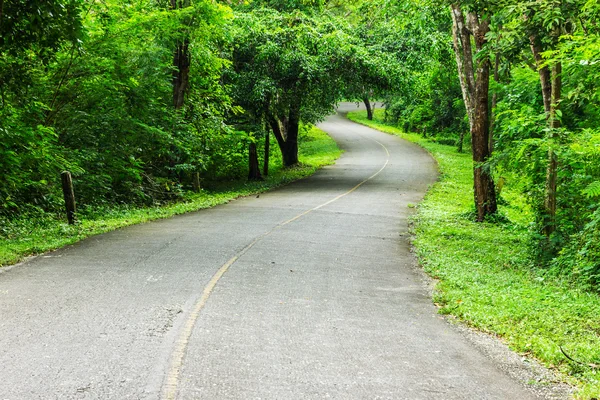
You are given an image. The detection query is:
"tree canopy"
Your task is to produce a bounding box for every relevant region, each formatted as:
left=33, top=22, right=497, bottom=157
left=2, top=0, right=600, bottom=290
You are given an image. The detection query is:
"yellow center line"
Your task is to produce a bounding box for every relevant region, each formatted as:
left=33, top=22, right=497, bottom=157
left=162, top=137, right=390, bottom=400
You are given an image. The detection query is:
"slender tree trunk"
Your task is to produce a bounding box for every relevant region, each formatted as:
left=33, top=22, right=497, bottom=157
left=489, top=53, right=500, bottom=154
left=61, top=171, right=77, bottom=225
left=172, top=40, right=190, bottom=109
left=268, top=116, right=286, bottom=151
left=263, top=129, right=270, bottom=177
left=451, top=4, right=477, bottom=154
left=470, top=13, right=497, bottom=221
left=171, top=0, right=190, bottom=109
left=363, top=97, right=373, bottom=120
left=544, top=62, right=561, bottom=236
left=531, top=32, right=561, bottom=236
left=530, top=35, right=552, bottom=114
left=450, top=4, right=475, bottom=131
left=192, top=171, right=201, bottom=192
left=248, top=142, right=263, bottom=181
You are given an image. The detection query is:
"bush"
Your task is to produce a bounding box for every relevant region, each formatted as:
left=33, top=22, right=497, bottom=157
left=553, top=207, right=600, bottom=292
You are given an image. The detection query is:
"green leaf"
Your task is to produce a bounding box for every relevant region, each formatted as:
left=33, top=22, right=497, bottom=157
left=582, top=181, right=600, bottom=198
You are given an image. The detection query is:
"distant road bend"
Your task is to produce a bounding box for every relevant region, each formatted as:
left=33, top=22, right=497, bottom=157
left=0, top=103, right=537, bottom=399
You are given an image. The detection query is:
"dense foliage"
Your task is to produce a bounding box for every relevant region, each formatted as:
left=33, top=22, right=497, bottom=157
left=2, top=0, right=600, bottom=394
left=1, top=0, right=233, bottom=213
left=378, top=1, right=467, bottom=141
left=0, top=0, right=396, bottom=213
left=490, top=0, right=600, bottom=289
left=2, top=0, right=600, bottom=289
left=369, top=0, right=600, bottom=291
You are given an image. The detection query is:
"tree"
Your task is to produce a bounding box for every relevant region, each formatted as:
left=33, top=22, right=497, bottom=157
left=492, top=0, right=592, bottom=239
left=522, top=0, right=573, bottom=236
left=339, top=1, right=399, bottom=120
left=0, top=0, right=84, bottom=212
left=171, top=0, right=192, bottom=109
left=486, top=0, right=600, bottom=265
left=228, top=9, right=350, bottom=166
left=0, top=0, right=233, bottom=213
left=374, top=0, right=465, bottom=143
left=450, top=3, right=497, bottom=221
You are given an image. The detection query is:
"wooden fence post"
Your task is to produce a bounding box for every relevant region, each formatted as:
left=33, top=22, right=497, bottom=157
left=61, top=171, right=76, bottom=225
left=192, top=172, right=201, bottom=193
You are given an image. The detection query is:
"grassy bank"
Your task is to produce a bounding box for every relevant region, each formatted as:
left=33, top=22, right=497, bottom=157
left=348, top=109, right=600, bottom=398
left=0, top=126, right=342, bottom=268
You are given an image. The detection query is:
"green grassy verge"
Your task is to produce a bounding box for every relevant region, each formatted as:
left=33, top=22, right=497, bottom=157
left=348, top=109, right=600, bottom=399
left=0, top=126, right=342, bottom=268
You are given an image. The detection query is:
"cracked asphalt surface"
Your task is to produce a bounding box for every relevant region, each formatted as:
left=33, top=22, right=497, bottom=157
left=1, top=104, right=540, bottom=399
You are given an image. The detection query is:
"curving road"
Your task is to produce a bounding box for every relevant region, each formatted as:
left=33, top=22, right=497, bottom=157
left=0, top=104, right=537, bottom=399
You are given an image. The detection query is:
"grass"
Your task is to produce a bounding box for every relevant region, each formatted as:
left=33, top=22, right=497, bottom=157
left=0, top=126, right=342, bottom=268
left=348, top=109, right=600, bottom=399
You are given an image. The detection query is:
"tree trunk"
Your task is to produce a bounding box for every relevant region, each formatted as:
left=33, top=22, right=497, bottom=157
left=172, top=40, right=190, bottom=109
left=263, top=129, right=270, bottom=177
left=489, top=53, right=500, bottom=154
left=450, top=4, right=476, bottom=131
left=282, top=119, right=299, bottom=167
left=543, top=62, right=561, bottom=236
left=192, top=171, right=201, bottom=192
left=470, top=13, right=497, bottom=221
left=530, top=35, right=552, bottom=115
left=248, top=142, right=263, bottom=181
left=363, top=97, right=373, bottom=120
left=171, top=0, right=191, bottom=109
left=61, top=171, right=77, bottom=225
left=268, top=105, right=301, bottom=167
left=451, top=6, right=496, bottom=219
left=530, top=31, right=561, bottom=237
left=451, top=4, right=478, bottom=154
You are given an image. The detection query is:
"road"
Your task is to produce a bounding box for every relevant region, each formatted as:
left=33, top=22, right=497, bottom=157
left=0, top=104, right=537, bottom=399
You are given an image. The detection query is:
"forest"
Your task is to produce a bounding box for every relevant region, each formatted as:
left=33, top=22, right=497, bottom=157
left=2, top=0, right=600, bottom=394
left=1, top=0, right=600, bottom=278
left=2, top=0, right=599, bottom=290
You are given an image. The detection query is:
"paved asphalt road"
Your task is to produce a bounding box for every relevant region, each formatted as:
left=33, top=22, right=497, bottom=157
left=0, top=104, right=537, bottom=399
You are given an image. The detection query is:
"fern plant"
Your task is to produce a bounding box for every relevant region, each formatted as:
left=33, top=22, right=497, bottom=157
left=582, top=181, right=600, bottom=198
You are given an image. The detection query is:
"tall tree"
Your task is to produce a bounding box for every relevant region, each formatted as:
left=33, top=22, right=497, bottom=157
left=450, top=3, right=497, bottom=221
left=523, top=1, right=569, bottom=236
left=171, top=0, right=191, bottom=109
left=378, top=0, right=464, bottom=144
left=0, top=0, right=84, bottom=212
left=228, top=9, right=350, bottom=166
left=340, top=0, right=400, bottom=120
left=484, top=0, right=600, bottom=261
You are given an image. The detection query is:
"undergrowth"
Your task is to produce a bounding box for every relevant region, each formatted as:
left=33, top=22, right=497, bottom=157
left=0, top=126, right=342, bottom=267
left=348, top=109, right=600, bottom=399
